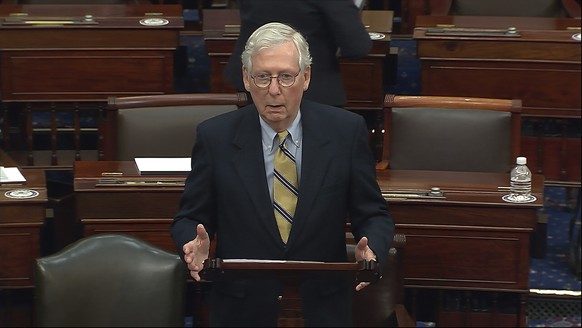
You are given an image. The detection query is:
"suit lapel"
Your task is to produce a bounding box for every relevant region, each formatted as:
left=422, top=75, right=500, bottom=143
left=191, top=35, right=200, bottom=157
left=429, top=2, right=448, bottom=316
left=287, top=103, right=333, bottom=246
left=231, top=107, right=283, bottom=245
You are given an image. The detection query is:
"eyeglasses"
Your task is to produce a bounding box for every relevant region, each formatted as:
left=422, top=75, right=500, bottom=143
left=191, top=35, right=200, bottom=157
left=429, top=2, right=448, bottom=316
left=250, top=72, right=300, bottom=88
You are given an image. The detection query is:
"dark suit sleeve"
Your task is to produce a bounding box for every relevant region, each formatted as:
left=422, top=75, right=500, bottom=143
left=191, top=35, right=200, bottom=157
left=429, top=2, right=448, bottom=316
left=348, top=115, right=395, bottom=268
left=317, top=0, right=373, bottom=58
left=171, top=125, right=217, bottom=259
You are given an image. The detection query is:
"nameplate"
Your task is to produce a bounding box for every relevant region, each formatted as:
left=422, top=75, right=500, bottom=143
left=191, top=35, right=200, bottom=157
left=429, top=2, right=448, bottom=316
left=96, top=178, right=185, bottom=187
left=1, top=16, right=98, bottom=26
left=381, top=190, right=445, bottom=200
left=425, top=27, right=521, bottom=37
left=223, top=24, right=240, bottom=36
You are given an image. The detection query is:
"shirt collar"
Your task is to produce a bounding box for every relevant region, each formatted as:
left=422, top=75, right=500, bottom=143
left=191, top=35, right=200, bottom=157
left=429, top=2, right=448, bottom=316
left=260, top=110, right=302, bottom=152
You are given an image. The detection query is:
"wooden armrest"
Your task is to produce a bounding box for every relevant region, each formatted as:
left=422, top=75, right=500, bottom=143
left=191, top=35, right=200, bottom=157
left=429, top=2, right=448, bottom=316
left=376, top=160, right=389, bottom=170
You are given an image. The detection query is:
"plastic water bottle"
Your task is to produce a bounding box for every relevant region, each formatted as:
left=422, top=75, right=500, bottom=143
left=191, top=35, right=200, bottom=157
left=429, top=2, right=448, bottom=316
left=509, top=156, right=532, bottom=202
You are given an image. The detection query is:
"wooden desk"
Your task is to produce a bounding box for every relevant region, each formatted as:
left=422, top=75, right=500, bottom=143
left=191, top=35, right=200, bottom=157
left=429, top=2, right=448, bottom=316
left=0, top=4, right=183, bottom=167
left=74, top=160, right=543, bottom=326
left=413, top=15, right=581, bottom=185
left=375, top=169, right=543, bottom=326
left=73, top=160, right=182, bottom=252
left=376, top=169, right=543, bottom=290
left=0, top=149, right=46, bottom=326
left=0, top=165, right=47, bottom=288
left=202, top=9, right=393, bottom=111
left=0, top=4, right=183, bottom=101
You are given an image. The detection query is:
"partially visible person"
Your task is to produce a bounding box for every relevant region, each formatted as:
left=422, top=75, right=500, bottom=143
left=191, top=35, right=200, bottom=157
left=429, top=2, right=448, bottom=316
left=171, top=22, right=394, bottom=326
left=225, top=0, right=372, bottom=107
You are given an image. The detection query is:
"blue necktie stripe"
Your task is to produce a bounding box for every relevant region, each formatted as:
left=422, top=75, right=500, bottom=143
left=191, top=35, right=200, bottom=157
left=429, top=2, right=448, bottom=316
left=274, top=202, right=294, bottom=224
left=274, top=170, right=299, bottom=196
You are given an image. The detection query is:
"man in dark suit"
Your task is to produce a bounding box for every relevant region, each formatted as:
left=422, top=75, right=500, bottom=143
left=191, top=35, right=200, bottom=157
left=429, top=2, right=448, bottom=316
left=224, top=0, right=372, bottom=107
left=171, top=22, right=394, bottom=326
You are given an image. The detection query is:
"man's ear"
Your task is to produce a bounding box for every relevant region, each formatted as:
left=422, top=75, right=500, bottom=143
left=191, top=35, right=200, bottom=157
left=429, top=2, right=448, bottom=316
left=242, top=67, right=252, bottom=92
left=302, top=66, right=311, bottom=91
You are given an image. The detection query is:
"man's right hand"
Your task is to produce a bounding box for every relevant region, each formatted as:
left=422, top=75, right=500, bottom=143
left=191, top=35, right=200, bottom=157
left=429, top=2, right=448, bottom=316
left=183, top=223, right=210, bottom=281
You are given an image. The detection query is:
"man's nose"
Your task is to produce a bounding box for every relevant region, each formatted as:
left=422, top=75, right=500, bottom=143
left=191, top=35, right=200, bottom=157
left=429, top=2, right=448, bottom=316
left=268, top=77, right=282, bottom=94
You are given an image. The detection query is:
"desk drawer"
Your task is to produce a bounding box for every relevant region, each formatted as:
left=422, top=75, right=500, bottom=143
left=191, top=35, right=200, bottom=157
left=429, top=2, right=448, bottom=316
left=76, top=192, right=181, bottom=218
left=397, top=226, right=530, bottom=291
left=82, top=220, right=176, bottom=254
left=0, top=226, right=42, bottom=288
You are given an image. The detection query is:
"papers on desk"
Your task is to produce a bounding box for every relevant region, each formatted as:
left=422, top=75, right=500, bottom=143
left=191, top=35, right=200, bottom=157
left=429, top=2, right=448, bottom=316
left=0, top=166, right=26, bottom=184
left=134, top=157, right=191, bottom=175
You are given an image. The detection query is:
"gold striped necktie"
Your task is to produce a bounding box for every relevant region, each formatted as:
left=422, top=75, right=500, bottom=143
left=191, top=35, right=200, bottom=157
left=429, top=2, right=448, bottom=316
left=273, top=131, right=298, bottom=243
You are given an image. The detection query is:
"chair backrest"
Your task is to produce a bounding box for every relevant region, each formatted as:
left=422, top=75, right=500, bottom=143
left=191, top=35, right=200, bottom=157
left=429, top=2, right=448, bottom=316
left=103, top=92, right=249, bottom=161
left=347, top=233, right=413, bottom=327
left=429, top=0, right=581, bottom=18
left=34, top=234, right=186, bottom=327
left=378, top=94, right=522, bottom=173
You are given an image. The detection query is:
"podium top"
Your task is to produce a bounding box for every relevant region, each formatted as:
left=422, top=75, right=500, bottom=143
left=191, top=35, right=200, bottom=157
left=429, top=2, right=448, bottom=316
left=201, top=258, right=381, bottom=283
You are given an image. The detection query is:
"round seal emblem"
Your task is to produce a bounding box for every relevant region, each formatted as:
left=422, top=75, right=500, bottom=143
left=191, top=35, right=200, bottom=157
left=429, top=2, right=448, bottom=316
left=139, top=18, right=169, bottom=26
left=502, top=194, right=537, bottom=204
left=5, top=189, right=39, bottom=199
left=368, top=32, right=386, bottom=40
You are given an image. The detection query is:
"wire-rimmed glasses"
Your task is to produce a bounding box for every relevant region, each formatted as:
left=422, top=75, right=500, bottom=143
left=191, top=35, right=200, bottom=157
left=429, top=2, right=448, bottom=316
left=250, top=72, right=300, bottom=88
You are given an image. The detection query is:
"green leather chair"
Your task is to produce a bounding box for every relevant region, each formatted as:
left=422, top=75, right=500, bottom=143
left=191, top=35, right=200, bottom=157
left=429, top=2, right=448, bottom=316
left=34, top=234, right=186, bottom=327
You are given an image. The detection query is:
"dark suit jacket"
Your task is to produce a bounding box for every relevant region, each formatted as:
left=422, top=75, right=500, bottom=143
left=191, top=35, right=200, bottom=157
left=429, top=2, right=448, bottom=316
left=224, top=0, right=372, bottom=107
left=171, top=100, right=394, bottom=326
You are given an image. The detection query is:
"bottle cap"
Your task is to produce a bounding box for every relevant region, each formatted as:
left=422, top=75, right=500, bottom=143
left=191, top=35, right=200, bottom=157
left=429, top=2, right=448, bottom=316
left=516, top=157, right=527, bottom=165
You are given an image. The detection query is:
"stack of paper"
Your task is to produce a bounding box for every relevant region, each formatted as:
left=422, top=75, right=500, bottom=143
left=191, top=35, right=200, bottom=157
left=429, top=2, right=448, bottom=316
left=134, top=158, right=191, bottom=175
left=0, top=166, right=26, bottom=184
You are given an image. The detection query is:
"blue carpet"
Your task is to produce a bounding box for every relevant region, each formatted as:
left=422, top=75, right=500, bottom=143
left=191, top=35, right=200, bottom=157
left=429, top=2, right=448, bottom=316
left=385, top=39, right=421, bottom=95
left=530, top=188, right=581, bottom=292
left=175, top=35, right=210, bottom=94
left=527, top=187, right=581, bottom=327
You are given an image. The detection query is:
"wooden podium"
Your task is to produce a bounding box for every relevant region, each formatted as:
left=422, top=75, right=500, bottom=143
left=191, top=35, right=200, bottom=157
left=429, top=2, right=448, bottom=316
left=201, top=258, right=379, bottom=327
